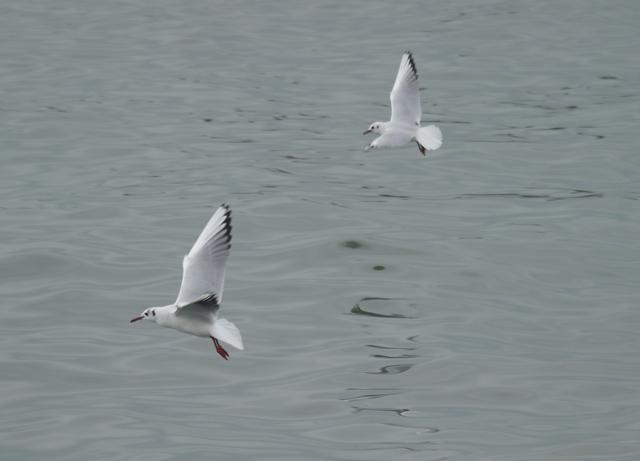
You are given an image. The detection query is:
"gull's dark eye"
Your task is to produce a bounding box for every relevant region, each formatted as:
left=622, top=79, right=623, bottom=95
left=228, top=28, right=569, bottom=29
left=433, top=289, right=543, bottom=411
left=144, top=311, right=148, bottom=316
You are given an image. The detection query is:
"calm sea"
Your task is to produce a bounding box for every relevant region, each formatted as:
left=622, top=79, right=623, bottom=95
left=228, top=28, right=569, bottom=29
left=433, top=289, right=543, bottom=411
left=1, top=1, right=639, bottom=460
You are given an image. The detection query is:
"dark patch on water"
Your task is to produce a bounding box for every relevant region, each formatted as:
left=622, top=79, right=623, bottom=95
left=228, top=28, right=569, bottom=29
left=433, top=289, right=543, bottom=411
left=341, top=388, right=402, bottom=402
left=352, top=297, right=408, bottom=319
left=267, top=167, right=292, bottom=175
left=457, top=189, right=603, bottom=201
left=353, top=406, right=412, bottom=416
left=47, top=106, right=69, bottom=113
left=368, top=342, right=419, bottom=358
left=368, top=364, right=413, bottom=375
left=341, top=240, right=367, bottom=249
left=372, top=353, right=420, bottom=359
left=383, top=422, right=440, bottom=433
left=367, top=344, right=417, bottom=351
left=351, top=305, right=406, bottom=319
left=351, top=297, right=419, bottom=319
left=378, top=193, right=410, bottom=199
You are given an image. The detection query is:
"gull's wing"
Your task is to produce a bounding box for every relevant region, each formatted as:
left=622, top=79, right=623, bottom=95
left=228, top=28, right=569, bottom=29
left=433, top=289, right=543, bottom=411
left=389, top=52, right=421, bottom=127
left=175, top=205, right=232, bottom=308
left=175, top=296, right=219, bottom=320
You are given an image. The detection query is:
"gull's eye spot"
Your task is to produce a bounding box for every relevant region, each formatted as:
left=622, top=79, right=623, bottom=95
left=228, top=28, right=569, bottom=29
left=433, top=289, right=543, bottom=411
left=152, top=310, right=156, bottom=316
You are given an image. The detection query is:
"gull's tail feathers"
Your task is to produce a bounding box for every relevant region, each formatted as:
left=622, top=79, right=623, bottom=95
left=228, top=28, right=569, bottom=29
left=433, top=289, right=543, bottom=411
left=211, top=318, right=244, bottom=350
left=416, top=125, right=443, bottom=151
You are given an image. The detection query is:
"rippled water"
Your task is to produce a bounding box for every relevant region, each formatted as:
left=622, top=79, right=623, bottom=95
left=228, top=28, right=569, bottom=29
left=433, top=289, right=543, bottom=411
left=2, top=1, right=640, bottom=460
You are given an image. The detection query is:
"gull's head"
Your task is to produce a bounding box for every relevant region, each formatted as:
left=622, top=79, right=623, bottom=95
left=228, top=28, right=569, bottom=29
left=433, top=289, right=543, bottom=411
left=130, top=307, right=158, bottom=324
left=363, top=122, right=384, bottom=135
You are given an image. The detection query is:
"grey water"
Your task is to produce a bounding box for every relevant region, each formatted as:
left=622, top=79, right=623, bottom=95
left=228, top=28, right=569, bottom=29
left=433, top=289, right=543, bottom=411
left=1, top=1, right=640, bottom=460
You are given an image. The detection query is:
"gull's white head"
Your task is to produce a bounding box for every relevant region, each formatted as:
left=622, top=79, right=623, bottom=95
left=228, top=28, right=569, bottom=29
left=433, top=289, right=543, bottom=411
left=130, top=307, right=159, bottom=324
left=363, top=122, right=385, bottom=135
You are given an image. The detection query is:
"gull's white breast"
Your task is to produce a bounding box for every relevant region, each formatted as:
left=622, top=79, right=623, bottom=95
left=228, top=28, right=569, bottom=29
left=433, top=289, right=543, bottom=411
left=158, top=308, right=214, bottom=338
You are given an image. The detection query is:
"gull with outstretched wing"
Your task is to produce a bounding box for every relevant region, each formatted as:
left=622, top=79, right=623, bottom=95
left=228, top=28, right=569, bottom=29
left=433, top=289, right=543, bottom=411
left=130, top=204, right=243, bottom=360
left=363, top=52, right=443, bottom=156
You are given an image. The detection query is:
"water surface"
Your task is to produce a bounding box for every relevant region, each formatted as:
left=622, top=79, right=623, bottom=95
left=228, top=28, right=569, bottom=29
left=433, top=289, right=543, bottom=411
left=1, top=1, right=640, bottom=460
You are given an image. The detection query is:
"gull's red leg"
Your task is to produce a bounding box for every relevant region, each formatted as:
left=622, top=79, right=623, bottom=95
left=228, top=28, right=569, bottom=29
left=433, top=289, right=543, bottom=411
left=416, top=142, right=426, bottom=156
left=211, top=336, right=229, bottom=360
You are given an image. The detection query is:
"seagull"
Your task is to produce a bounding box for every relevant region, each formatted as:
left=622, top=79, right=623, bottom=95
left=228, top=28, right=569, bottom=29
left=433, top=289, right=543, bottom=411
left=130, top=204, right=243, bottom=360
left=363, top=52, right=443, bottom=156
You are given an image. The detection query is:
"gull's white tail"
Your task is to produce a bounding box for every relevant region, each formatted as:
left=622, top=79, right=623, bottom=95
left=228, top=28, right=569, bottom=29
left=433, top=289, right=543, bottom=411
left=416, top=125, right=443, bottom=151
left=211, top=318, right=244, bottom=350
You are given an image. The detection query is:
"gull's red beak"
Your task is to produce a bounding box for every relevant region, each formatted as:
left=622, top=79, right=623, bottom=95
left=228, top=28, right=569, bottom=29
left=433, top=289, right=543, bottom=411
left=363, top=128, right=372, bottom=135
left=130, top=315, right=144, bottom=323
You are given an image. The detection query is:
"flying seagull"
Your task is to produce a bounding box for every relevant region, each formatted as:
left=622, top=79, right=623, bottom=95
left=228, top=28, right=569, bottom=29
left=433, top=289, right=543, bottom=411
left=363, top=52, right=443, bottom=155
left=130, top=204, right=243, bottom=360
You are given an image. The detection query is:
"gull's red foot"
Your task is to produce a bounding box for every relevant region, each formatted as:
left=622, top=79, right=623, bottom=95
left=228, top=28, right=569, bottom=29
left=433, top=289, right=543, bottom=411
left=211, top=336, right=229, bottom=360
left=416, top=141, right=426, bottom=156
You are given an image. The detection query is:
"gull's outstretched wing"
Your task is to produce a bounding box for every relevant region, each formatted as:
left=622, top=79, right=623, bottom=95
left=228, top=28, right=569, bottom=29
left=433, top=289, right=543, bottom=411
left=175, top=205, right=232, bottom=308
left=389, top=52, right=421, bottom=127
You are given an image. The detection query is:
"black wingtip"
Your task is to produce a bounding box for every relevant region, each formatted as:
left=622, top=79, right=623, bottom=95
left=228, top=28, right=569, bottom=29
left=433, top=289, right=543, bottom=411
left=220, top=203, right=232, bottom=247
left=404, top=51, right=418, bottom=79
left=220, top=203, right=232, bottom=221
left=200, top=293, right=220, bottom=306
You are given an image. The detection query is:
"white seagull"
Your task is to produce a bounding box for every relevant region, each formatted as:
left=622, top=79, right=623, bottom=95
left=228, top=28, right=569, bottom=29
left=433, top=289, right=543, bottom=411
left=130, top=204, right=243, bottom=360
left=363, top=52, right=443, bottom=156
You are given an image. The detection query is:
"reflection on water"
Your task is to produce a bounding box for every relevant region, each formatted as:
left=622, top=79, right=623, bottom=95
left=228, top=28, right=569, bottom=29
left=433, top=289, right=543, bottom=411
left=367, top=364, right=414, bottom=375
left=351, top=297, right=427, bottom=320
left=352, top=406, right=411, bottom=417
left=351, top=298, right=408, bottom=319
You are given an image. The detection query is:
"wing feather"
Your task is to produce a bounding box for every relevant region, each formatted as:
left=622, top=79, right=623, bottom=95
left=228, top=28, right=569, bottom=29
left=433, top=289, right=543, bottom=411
left=389, top=52, right=421, bottom=127
left=175, top=205, right=232, bottom=308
